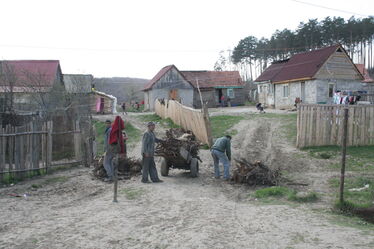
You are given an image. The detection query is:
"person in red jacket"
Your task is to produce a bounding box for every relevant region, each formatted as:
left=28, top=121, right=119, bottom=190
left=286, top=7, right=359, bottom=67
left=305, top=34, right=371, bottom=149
left=104, top=116, right=127, bottom=182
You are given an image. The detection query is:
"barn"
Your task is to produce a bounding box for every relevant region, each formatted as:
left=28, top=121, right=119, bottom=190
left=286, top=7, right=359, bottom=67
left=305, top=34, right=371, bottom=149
left=143, top=65, right=245, bottom=110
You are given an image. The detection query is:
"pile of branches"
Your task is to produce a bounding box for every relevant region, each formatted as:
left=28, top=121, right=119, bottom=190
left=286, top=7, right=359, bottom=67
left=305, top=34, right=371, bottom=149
left=92, top=156, right=142, bottom=180
left=155, top=128, right=200, bottom=161
left=232, top=158, right=280, bottom=186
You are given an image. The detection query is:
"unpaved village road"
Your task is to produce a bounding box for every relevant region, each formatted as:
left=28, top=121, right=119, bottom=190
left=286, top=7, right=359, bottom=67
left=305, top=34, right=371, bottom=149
left=1, top=111, right=374, bottom=249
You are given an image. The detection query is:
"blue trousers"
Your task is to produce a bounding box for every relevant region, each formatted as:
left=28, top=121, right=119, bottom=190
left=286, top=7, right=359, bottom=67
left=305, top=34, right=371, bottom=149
left=211, top=149, right=230, bottom=179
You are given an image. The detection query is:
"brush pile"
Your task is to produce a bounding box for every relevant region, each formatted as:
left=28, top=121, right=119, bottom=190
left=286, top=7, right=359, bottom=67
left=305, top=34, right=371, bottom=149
left=92, top=156, right=142, bottom=180
left=155, top=128, right=201, bottom=161
left=232, top=158, right=280, bottom=186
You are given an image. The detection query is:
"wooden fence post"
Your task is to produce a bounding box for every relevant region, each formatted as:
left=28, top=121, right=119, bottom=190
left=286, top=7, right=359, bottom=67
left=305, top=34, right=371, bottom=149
left=46, top=121, right=53, bottom=172
left=339, top=108, right=349, bottom=203
left=74, top=120, right=82, bottom=162
left=203, top=105, right=213, bottom=146
left=0, top=127, right=5, bottom=182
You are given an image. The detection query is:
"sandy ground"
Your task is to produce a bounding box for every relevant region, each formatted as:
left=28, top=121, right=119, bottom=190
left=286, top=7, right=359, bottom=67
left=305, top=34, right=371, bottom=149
left=1, top=110, right=374, bottom=249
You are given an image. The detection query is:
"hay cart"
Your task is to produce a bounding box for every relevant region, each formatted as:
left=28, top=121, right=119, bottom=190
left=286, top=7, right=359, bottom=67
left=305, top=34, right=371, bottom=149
left=160, top=147, right=199, bottom=177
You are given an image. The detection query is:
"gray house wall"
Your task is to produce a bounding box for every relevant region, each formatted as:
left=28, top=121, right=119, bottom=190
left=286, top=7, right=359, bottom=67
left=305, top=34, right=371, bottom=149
left=193, top=88, right=245, bottom=109
left=275, top=79, right=365, bottom=109
left=144, top=67, right=194, bottom=110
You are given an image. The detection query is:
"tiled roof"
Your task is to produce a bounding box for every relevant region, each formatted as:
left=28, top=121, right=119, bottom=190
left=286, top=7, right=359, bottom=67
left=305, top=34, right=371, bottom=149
left=144, top=64, right=243, bottom=90
left=255, top=44, right=342, bottom=83
left=355, top=64, right=374, bottom=83
left=180, top=71, right=243, bottom=88
left=0, top=60, right=61, bottom=87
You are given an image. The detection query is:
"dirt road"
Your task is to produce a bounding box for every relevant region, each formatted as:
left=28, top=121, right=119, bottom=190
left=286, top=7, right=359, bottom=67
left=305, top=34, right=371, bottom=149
left=1, top=113, right=373, bottom=249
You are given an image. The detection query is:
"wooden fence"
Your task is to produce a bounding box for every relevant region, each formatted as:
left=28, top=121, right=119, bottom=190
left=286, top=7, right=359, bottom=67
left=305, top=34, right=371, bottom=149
left=296, top=104, right=374, bottom=148
left=155, top=100, right=213, bottom=146
left=0, top=119, right=82, bottom=182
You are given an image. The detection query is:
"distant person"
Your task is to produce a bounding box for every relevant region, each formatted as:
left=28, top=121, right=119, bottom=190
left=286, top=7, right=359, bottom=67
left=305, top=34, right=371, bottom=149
left=256, top=103, right=265, bottom=113
left=211, top=135, right=232, bottom=180
left=121, top=102, right=127, bottom=115
left=136, top=102, right=140, bottom=111
left=220, top=95, right=225, bottom=107
left=141, top=122, right=163, bottom=183
left=227, top=97, right=231, bottom=107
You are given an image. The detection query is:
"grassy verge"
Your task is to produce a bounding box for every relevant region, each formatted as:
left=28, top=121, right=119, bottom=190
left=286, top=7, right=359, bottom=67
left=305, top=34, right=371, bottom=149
left=329, top=176, right=374, bottom=209
left=254, top=186, right=318, bottom=203
left=94, top=120, right=142, bottom=155
left=303, top=145, right=374, bottom=173
left=210, top=115, right=245, bottom=139
left=120, top=187, right=146, bottom=200
left=1, top=163, right=77, bottom=186
left=136, top=114, right=180, bottom=129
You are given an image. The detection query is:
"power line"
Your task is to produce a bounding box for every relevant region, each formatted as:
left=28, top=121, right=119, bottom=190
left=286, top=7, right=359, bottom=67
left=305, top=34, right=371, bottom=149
left=0, top=44, right=220, bottom=54
left=290, top=0, right=371, bottom=17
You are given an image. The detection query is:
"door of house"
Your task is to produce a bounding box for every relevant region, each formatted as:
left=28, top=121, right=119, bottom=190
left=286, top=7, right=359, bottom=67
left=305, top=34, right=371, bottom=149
left=300, top=82, right=305, bottom=102
left=218, top=89, right=223, bottom=103
left=169, top=89, right=178, bottom=100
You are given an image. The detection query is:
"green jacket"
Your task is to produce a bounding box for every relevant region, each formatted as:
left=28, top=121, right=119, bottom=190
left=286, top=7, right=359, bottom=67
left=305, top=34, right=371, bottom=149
left=211, top=136, right=231, bottom=160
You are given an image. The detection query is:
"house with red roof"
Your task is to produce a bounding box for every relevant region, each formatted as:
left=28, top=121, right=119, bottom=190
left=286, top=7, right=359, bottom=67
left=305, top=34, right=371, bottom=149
left=0, top=60, right=64, bottom=112
left=255, top=44, right=364, bottom=109
left=143, top=65, right=244, bottom=110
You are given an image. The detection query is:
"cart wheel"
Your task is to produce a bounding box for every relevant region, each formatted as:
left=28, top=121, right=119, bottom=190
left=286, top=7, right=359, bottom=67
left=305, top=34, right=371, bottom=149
left=190, top=158, right=199, bottom=178
left=160, top=157, right=169, bottom=176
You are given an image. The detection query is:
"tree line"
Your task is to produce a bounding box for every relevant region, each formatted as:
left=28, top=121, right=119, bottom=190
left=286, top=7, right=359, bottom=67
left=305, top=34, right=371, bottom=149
left=215, top=16, right=374, bottom=81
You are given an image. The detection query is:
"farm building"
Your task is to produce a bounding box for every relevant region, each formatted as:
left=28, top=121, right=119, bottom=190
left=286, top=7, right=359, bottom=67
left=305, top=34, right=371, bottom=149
left=0, top=60, right=64, bottom=112
left=92, top=90, right=117, bottom=114
left=143, top=65, right=244, bottom=110
left=255, top=44, right=364, bottom=109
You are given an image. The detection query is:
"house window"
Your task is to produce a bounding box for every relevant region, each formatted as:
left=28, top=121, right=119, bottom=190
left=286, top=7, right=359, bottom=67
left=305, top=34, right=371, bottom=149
left=282, top=84, right=289, bottom=98
left=328, top=84, right=334, bottom=98
left=227, top=88, right=235, bottom=98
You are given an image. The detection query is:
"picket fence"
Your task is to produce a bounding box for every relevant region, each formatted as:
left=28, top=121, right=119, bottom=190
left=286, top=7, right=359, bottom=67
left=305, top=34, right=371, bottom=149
left=0, top=120, right=82, bottom=182
left=296, top=104, right=374, bottom=148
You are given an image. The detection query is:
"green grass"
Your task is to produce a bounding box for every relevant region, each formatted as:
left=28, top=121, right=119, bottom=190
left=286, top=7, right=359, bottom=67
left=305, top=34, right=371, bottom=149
left=254, top=186, right=319, bottom=203
left=120, top=187, right=146, bottom=200
left=136, top=114, right=180, bottom=129
left=210, top=115, right=245, bottom=139
left=329, top=176, right=374, bottom=208
left=94, top=120, right=142, bottom=155
left=137, top=114, right=162, bottom=122
left=304, top=145, right=374, bottom=173
left=94, top=120, right=106, bottom=155
left=43, top=176, right=69, bottom=184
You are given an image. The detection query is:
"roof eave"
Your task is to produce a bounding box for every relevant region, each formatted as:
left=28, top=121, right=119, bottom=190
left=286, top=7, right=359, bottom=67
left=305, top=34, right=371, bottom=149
left=273, top=77, right=313, bottom=84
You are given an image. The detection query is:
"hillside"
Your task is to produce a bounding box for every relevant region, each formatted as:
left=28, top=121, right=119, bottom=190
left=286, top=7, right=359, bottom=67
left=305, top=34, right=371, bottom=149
left=93, top=77, right=148, bottom=103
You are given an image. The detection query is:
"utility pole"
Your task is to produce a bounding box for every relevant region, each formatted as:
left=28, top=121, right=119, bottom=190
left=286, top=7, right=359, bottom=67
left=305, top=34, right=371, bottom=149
left=339, top=108, right=349, bottom=203
left=196, top=78, right=213, bottom=146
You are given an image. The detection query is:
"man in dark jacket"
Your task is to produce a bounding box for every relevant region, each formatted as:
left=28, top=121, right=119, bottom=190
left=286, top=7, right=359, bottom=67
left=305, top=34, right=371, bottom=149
left=141, top=122, right=163, bottom=183
left=211, top=135, right=232, bottom=180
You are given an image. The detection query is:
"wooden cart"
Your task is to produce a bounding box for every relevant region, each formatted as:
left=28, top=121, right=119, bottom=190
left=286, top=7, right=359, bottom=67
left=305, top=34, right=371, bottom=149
left=160, top=147, right=199, bottom=177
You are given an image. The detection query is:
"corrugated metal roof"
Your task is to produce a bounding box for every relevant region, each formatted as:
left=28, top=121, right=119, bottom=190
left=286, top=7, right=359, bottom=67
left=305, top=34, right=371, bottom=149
left=0, top=60, right=61, bottom=87
left=255, top=44, right=342, bottom=83
left=144, top=64, right=243, bottom=90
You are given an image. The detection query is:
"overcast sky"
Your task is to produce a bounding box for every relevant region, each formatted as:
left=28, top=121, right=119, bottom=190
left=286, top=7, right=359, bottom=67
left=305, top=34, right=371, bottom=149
left=0, top=0, right=373, bottom=79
